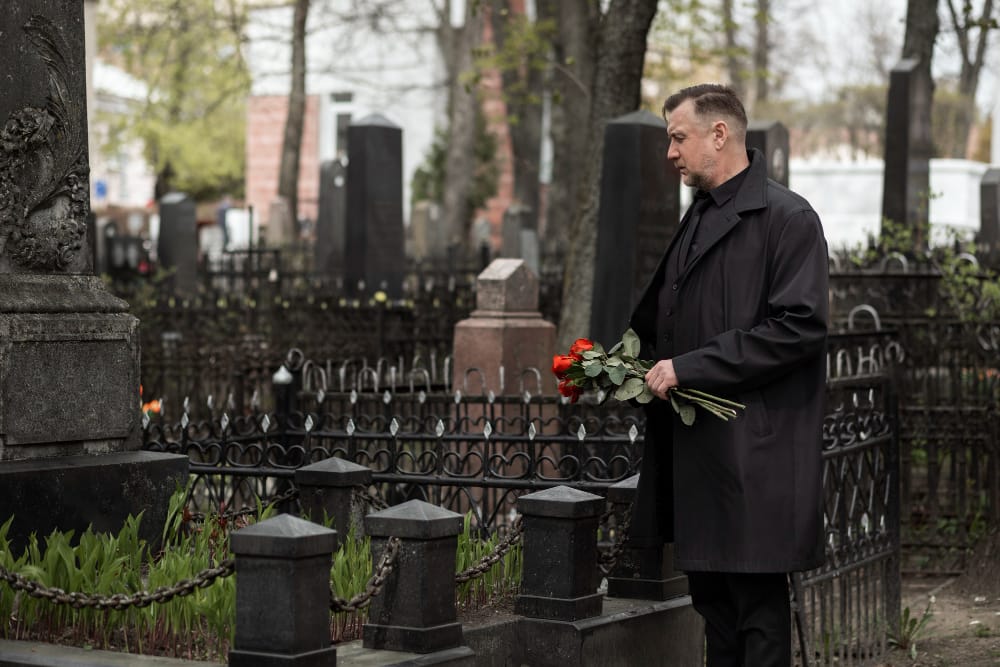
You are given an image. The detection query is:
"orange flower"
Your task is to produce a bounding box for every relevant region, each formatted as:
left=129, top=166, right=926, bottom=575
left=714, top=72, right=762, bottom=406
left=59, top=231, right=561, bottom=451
left=142, top=399, right=161, bottom=415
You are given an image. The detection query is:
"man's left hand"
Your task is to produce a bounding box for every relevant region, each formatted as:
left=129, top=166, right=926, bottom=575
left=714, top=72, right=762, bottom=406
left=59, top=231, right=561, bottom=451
left=645, top=359, right=678, bottom=400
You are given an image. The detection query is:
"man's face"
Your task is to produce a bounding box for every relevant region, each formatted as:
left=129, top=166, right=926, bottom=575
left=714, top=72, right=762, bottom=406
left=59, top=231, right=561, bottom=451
left=666, top=99, right=718, bottom=191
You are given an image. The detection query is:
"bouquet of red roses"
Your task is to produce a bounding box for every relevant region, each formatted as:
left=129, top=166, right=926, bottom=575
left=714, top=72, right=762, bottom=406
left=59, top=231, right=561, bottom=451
left=552, top=328, right=744, bottom=425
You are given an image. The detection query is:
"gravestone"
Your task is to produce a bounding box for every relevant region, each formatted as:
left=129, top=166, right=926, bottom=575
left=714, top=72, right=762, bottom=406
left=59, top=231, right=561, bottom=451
left=410, top=200, right=447, bottom=263
left=590, top=110, right=680, bottom=348
left=157, top=192, right=198, bottom=294
left=882, top=59, right=931, bottom=243
left=500, top=204, right=539, bottom=275
left=746, top=120, right=789, bottom=187
left=979, top=168, right=1000, bottom=253
left=0, top=1, right=187, bottom=549
left=344, top=114, right=405, bottom=296
left=266, top=196, right=293, bottom=247
left=315, top=157, right=347, bottom=280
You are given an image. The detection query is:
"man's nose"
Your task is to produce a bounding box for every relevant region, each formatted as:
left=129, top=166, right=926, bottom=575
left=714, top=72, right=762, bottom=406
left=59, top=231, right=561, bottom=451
left=666, top=142, right=678, bottom=160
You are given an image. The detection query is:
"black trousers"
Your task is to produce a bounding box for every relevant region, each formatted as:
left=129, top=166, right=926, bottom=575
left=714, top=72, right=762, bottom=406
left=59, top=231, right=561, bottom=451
left=686, top=571, right=791, bottom=667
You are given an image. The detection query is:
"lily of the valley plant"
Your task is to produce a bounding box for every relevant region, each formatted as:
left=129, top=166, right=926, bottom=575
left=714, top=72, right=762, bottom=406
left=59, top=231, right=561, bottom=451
left=552, top=329, right=745, bottom=425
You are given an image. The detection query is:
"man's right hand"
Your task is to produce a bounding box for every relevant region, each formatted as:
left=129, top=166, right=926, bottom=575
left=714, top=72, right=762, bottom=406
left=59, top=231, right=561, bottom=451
left=645, top=359, right=678, bottom=400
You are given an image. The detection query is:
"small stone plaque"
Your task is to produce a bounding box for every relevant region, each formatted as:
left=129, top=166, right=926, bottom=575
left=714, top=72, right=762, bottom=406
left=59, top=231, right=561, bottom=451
left=3, top=339, right=133, bottom=444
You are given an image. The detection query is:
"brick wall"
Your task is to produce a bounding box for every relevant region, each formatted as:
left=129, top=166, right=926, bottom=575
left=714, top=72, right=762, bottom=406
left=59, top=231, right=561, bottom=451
left=246, top=94, right=321, bottom=236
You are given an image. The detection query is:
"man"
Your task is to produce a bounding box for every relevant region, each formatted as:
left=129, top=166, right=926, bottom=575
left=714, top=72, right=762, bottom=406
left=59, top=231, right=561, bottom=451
left=628, top=84, right=828, bottom=666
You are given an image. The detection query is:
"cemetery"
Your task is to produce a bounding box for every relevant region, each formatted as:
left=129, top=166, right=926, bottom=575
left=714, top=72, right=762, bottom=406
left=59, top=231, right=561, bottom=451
left=2, top=1, right=1000, bottom=666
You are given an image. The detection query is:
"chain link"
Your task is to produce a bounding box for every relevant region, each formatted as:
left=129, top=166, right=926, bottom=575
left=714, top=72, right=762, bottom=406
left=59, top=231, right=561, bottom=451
left=454, top=515, right=523, bottom=584
left=598, top=502, right=633, bottom=576
left=351, top=484, right=389, bottom=512
left=186, top=487, right=300, bottom=523
left=330, top=536, right=401, bottom=613
left=0, top=559, right=234, bottom=611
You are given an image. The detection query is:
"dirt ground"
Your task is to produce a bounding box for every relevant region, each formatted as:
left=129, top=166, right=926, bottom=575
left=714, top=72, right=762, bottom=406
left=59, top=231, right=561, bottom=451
left=877, top=530, right=1000, bottom=667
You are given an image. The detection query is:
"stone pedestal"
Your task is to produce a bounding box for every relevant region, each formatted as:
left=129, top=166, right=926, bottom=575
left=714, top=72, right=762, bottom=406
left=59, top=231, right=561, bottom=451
left=451, top=259, right=555, bottom=395
left=516, top=485, right=605, bottom=622
left=230, top=514, right=339, bottom=667
left=295, top=457, right=373, bottom=547
left=363, top=500, right=465, bottom=653
left=0, top=3, right=187, bottom=551
left=605, top=474, right=688, bottom=600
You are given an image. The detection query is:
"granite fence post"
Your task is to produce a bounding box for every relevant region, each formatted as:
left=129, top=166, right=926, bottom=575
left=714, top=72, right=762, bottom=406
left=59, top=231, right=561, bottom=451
left=294, top=457, right=373, bottom=548
left=363, top=499, right=465, bottom=653
left=605, top=474, right=688, bottom=600
left=515, top=485, right=605, bottom=622
left=229, top=514, right=338, bottom=667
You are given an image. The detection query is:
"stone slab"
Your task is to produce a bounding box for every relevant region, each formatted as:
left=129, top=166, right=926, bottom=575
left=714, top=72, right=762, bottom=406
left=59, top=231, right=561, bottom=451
left=0, top=639, right=223, bottom=667
left=229, top=645, right=337, bottom=667
left=336, top=643, right=475, bottom=666
left=363, top=623, right=464, bottom=655
left=0, top=312, right=139, bottom=456
left=0, top=450, right=188, bottom=553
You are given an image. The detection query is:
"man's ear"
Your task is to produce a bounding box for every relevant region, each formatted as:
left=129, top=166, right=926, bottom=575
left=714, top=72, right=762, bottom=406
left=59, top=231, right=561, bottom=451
left=713, top=120, right=729, bottom=149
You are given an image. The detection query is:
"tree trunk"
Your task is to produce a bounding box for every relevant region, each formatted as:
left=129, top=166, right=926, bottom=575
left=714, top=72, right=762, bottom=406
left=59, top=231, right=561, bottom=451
left=753, top=0, right=770, bottom=108
left=900, top=0, right=939, bottom=248
left=277, top=0, right=310, bottom=239
left=556, top=0, right=658, bottom=350
left=537, top=0, right=598, bottom=264
left=722, top=0, right=745, bottom=99
left=490, top=0, right=544, bottom=223
left=439, top=2, right=485, bottom=261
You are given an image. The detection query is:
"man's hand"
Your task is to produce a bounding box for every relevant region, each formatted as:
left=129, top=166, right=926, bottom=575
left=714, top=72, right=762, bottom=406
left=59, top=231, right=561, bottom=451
left=645, top=359, right=678, bottom=400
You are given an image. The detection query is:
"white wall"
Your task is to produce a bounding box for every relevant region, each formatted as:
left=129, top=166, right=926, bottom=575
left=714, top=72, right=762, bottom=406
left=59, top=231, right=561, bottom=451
left=246, top=2, right=446, bottom=221
left=790, top=158, right=991, bottom=251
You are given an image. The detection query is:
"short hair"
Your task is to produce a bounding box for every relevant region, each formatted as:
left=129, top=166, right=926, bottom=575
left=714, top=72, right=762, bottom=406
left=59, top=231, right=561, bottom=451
left=662, top=84, right=748, bottom=135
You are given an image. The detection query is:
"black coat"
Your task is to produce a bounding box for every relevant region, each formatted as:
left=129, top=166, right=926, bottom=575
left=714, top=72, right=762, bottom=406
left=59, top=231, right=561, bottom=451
left=628, top=149, right=829, bottom=573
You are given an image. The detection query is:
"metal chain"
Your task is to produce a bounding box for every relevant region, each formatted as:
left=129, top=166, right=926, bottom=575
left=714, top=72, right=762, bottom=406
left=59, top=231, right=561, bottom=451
left=351, top=484, right=389, bottom=511
left=598, top=502, right=633, bottom=576
left=186, top=487, right=300, bottom=523
left=330, top=536, right=401, bottom=613
left=454, top=515, right=524, bottom=584
left=0, top=559, right=234, bottom=611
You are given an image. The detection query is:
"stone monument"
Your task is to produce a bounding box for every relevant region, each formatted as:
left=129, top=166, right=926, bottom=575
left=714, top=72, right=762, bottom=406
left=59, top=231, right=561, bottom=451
left=882, top=59, right=931, bottom=247
left=746, top=120, right=789, bottom=187
left=157, top=192, right=198, bottom=294
left=590, top=110, right=680, bottom=348
left=344, top=114, right=405, bottom=296
left=0, top=1, right=187, bottom=548
left=979, top=168, right=1000, bottom=255
left=315, top=157, right=347, bottom=281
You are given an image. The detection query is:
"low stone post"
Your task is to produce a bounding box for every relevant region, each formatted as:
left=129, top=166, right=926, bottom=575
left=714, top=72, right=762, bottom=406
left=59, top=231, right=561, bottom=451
left=229, top=514, right=338, bottom=667
left=363, top=500, right=465, bottom=653
left=605, top=474, right=688, bottom=600
left=294, top=457, right=372, bottom=547
left=516, top=485, right=604, bottom=621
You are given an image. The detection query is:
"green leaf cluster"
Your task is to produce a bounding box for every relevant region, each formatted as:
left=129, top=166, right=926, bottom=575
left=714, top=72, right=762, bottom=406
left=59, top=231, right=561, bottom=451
left=97, top=0, right=251, bottom=200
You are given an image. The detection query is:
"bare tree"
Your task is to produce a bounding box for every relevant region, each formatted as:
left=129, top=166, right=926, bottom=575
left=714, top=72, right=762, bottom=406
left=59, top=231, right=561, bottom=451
left=276, top=0, right=310, bottom=233
left=944, top=0, right=995, bottom=157
left=753, top=0, right=770, bottom=107
left=722, top=0, right=746, bottom=99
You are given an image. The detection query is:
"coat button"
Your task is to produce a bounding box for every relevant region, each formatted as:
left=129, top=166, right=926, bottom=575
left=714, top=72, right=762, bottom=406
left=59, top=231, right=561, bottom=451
left=665, top=307, right=673, bottom=316
left=671, top=283, right=678, bottom=291
left=663, top=333, right=672, bottom=342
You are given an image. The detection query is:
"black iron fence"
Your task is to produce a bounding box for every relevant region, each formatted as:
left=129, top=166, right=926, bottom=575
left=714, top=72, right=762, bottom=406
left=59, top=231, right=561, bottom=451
left=143, top=332, right=899, bottom=665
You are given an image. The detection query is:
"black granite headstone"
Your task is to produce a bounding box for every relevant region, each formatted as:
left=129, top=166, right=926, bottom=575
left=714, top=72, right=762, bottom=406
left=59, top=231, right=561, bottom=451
left=590, top=110, right=680, bottom=348
left=979, top=168, right=1000, bottom=251
left=746, top=120, right=789, bottom=187
left=315, top=157, right=347, bottom=281
left=500, top=204, right=540, bottom=275
left=345, top=114, right=405, bottom=297
left=157, top=192, right=198, bottom=294
left=882, top=59, right=931, bottom=240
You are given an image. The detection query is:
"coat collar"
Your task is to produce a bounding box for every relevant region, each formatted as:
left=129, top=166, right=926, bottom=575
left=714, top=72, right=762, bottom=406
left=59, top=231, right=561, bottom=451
left=681, top=148, right=769, bottom=274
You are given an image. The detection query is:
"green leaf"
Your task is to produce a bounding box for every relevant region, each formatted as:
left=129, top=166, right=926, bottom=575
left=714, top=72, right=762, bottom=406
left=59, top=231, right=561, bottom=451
left=585, top=363, right=603, bottom=377
left=614, top=377, right=646, bottom=401
left=581, top=350, right=601, bottom=360
left=591, top=341, right=606, bottom=355
left=678, top=404, right=696, bottom=425
left=607, top=341, right=623, bottom=355
left=636, top=384, right=655, bottom=404
left=607, top=365, right=627, bottom=385
left=621, top=329, right=641, bottom=358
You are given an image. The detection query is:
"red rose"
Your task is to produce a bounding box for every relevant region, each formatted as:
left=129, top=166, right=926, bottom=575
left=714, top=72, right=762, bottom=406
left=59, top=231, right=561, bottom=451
left=569, top=338, right=594, bottom=357
left=558, top=378, right=583, bottom=403
left=552, top=354, right=575, bottom=378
